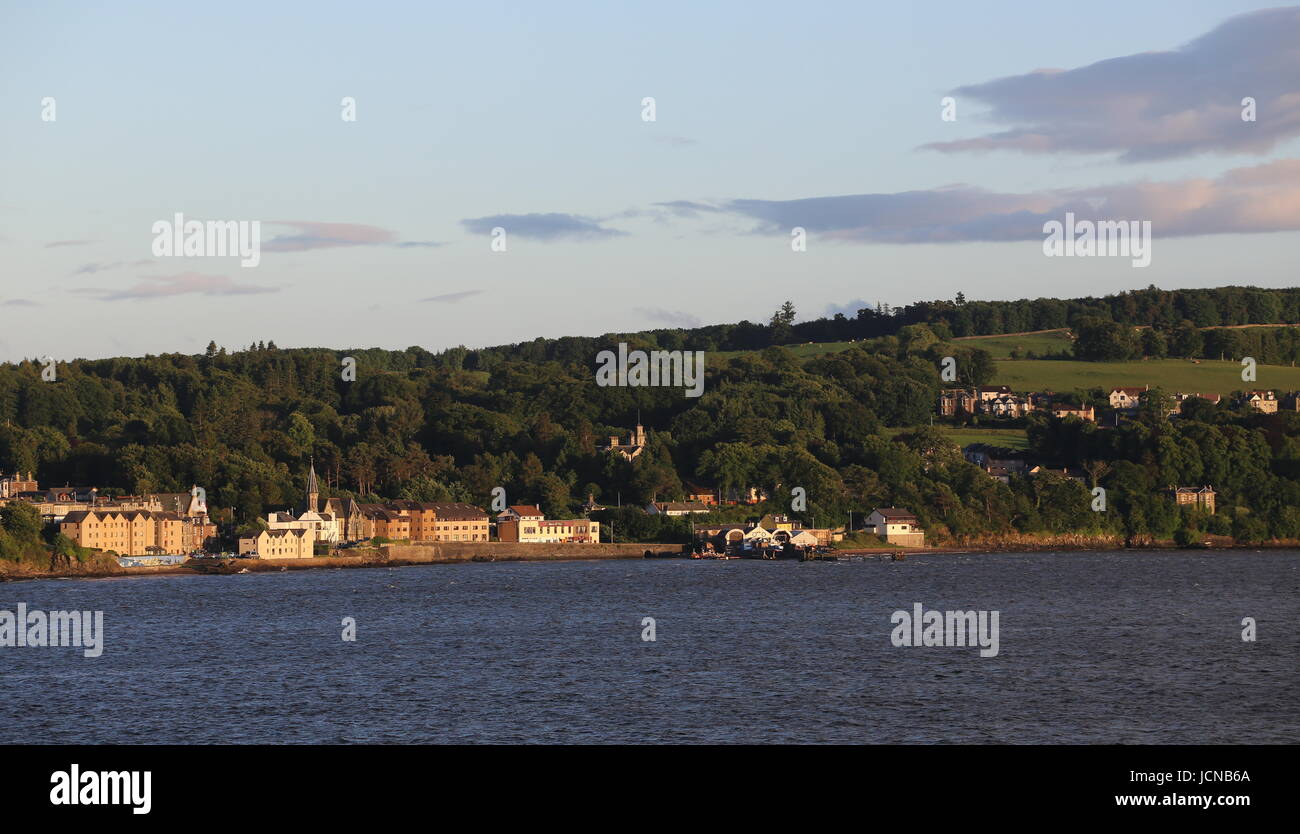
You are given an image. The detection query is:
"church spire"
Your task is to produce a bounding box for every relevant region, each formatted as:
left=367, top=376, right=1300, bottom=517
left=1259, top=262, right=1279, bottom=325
left=306, top=457, right=320, bottom=514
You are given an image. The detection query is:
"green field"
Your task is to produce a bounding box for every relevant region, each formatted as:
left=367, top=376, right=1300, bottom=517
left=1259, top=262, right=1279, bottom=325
left=952, top=329, right=1072, bottom=358
left=993, top=358, right=1300, bottom=395
left=883, top=426, right=1029, bottom=450
left=715, top=341, right=855, bottom=362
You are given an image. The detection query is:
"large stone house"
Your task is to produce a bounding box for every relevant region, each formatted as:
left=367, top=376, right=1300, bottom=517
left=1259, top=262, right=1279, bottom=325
left=1109, top=386, right=1149, bottom=412
left=1239, top=390, right=1278, bottom=414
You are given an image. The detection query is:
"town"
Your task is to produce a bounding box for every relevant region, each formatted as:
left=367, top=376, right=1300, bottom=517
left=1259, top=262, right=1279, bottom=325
left=0, top=457, right=931, bottom=568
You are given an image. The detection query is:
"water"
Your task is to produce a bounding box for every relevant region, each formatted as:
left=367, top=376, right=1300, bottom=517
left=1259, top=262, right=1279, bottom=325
left=1, top=551, right=1296, bottom=743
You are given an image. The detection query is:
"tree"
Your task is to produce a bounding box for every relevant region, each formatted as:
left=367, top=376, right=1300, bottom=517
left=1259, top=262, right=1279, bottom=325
left=1073, top=317, right=1139, bottom=361
left=769, top=301, right=796, bottom=344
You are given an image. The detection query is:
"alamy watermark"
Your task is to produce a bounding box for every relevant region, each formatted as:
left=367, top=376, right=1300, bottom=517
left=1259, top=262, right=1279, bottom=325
left=151, top=212, right=261, bottom=267
left=890, top=602, right=999, bottom=657
left=1043, top=212, right=1151, bottom=268
left=50, top=765, right=150, bottom=814
left=0, top=604, right=103, bottom=657
left=595, top=342, right=705, bottom=398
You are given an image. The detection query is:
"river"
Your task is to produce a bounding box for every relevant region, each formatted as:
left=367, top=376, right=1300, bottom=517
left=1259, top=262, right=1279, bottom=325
left=1, top=550, right=1295, bottom=743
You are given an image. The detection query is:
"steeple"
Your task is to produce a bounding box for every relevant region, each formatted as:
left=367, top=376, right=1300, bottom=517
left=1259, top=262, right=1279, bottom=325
left=306, top=457, right=320, bottom=515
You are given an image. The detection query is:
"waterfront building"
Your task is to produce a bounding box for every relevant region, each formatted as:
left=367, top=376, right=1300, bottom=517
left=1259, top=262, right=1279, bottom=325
left=238, top=528, right=314, bottom=559
left=496, top=505, right=544, bottom=524
left=498, top=517, right=600, bottom=543
left=863, top=508, right=925, bottom=547
left=60, top=509, right=188, bottom=556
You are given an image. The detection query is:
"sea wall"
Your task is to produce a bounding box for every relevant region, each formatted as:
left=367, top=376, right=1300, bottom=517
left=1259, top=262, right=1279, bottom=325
left=378, top=541, right=685, bottom=563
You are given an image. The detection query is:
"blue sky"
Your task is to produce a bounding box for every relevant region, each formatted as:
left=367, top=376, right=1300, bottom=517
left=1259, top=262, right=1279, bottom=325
left=2, top=1, right=1298, bottom=361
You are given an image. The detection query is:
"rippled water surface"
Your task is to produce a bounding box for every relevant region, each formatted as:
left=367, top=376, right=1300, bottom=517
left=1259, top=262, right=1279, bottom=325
left=2, top=550, right=1296, bottom=743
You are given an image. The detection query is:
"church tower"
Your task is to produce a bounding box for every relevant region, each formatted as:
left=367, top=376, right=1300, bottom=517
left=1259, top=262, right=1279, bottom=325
left=305, top=458, right=320, bottom=515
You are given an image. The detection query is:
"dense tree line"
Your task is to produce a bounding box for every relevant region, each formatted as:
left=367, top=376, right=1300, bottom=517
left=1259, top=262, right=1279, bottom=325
left=3, top=289, right=1300, bottom=548
left=435, top=286, right=1300, bottom=368
left=1073, top=315, right=1300, bottom=364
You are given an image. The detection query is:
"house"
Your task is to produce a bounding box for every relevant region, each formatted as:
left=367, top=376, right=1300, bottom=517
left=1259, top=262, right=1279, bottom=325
left=496, top=505, right=544, bottom=524
left=985, top=394, right=1029, bottom=418
left=682, top=482, right=719, bottom=506
left=863, top=508, right=925, bottom=547
left=757, top=513, right=799, bottom=532
left=963, top=445, right=1029, bottom=482
left=1171, top=486, right=1216, bottom=514
left=646, top=501, right=711, bottom=516
left=1049, top=403, right=1096, bottom=422
left=238, top=528, right=314, bottom=559
left=580, top=494, right=606, bottom=514
left=976, top=385, right=1013, bottom=402
left=938, top=388, right=978, bottom=417
left=0, top=470, right=38, bottom=499
left=1239, top=390, right=1278, bottom=414
left=1171, top=392, right=1221, bottom=416
left=1109, top=386, right=1149, bottom=411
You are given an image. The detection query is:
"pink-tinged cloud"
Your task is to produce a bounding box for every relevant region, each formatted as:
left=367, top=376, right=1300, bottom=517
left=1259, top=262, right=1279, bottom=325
left=713, top=159, right=1300, bottom=242
left=922, top=7, right=1300, bottom=161
left=261, top=221, right=398, bottom=252
left=81, top=272, right=280, bottom=301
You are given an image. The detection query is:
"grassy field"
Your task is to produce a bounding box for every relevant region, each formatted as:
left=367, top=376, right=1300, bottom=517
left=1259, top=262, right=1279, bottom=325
left=883, top=425, right=1030, bottom=450
left=951, top=329, right=1071, bottom=358
left=715, top=341, right=855, bottom=362
left=993, top=358, right=1300, bottom=395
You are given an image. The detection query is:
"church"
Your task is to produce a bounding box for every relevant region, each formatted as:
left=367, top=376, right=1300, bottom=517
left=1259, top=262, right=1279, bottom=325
left=265, top=460, right=342, bottom=544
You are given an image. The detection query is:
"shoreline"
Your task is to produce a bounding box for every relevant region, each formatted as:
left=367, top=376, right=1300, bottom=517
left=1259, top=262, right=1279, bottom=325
left=2, top=538, right=1295, bottom=584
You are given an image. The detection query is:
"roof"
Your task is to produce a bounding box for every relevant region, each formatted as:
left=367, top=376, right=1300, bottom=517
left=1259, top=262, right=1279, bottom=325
left=872, top=507, right=917, bottom=519
left=504, top=505, right=543, bottom=516
left=264, top=528, right=310, bottom=540
left=430, top=502, right=488, bottom=520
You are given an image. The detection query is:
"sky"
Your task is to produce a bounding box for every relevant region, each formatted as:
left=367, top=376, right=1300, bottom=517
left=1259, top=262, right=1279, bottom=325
left=1, top=0, right=1298, bottom=362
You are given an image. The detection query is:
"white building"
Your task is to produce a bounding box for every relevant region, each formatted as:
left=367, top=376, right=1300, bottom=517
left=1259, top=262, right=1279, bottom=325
left=864, top=508, right=925, bottom=547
